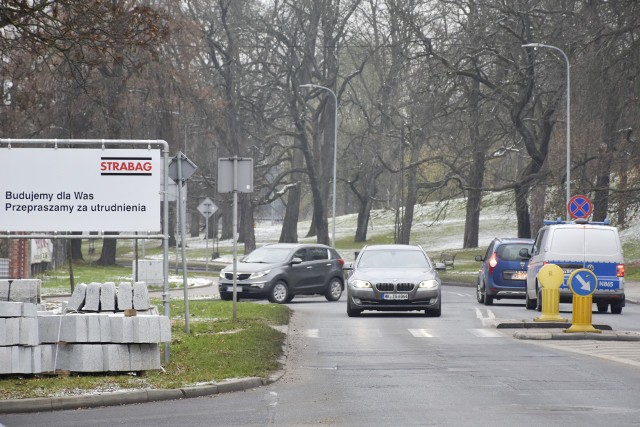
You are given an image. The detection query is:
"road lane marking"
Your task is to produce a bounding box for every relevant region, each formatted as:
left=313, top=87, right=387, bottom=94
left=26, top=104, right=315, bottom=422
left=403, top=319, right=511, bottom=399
left=408, top=329, right=435, bottom=338
left=468, top=329, right=504, bottom=338
left=306, top=329, right=319, bottom=338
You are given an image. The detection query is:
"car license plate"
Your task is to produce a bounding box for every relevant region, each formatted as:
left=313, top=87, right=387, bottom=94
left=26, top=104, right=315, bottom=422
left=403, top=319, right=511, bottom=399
left=383, top=293, right=409, bottom=300
left=512, top=271, right=527, bottom=280
left=226, top=286, right=242, bottom=292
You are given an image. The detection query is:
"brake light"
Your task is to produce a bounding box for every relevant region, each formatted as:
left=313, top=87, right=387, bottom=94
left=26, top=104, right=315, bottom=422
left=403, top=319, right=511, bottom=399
left=337, top=258, right=345, bottom=266
left=617, top=264, right=625, bottom=277
left=488, top=253, right=498, bottom=273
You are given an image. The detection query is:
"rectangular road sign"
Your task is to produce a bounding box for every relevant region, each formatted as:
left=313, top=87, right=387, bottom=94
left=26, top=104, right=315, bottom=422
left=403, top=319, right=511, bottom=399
left=0, top=147, right=161, bottom=232
left=217, top=158, right=253, bottom=193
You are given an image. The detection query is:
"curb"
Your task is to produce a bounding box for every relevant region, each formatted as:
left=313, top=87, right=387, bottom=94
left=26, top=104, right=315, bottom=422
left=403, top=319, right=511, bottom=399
left=512, top=329, right=640, bottom=341
left=0, top=378, right=266, bottom=414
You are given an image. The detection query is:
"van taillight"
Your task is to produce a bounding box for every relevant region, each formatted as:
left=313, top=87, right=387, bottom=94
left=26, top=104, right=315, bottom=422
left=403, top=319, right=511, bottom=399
left=617, top=264, right=625, bottom=277
left=488, top=253, right=498, bottom=273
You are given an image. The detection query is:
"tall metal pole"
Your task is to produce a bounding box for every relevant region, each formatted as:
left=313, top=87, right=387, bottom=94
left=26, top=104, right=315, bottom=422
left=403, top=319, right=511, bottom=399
left=522, top=43, right=571, bottom=220
left=300, top=84, right=338, bottom=247
left=177, top=154, right=190, bottom=333
left=232, top=156, right=238, bottom=321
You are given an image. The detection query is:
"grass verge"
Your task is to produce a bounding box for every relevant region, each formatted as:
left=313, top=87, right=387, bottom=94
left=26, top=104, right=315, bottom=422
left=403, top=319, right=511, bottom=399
left=0, top=300, right=290, bottom=400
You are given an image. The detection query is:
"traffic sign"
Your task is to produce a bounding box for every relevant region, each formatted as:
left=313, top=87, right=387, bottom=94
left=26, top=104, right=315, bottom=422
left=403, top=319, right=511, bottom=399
left=197, top=197, right=217, bottom=219
left=168, top=152, right=197, bottom=186
left=568, top=268, right=598, bottom=296
left=568, top=194, right=593, bottom=219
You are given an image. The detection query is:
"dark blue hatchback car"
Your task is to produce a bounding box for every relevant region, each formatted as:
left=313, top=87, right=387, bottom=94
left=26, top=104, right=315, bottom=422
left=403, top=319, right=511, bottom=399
left=475, top=237, right=534, bottom=305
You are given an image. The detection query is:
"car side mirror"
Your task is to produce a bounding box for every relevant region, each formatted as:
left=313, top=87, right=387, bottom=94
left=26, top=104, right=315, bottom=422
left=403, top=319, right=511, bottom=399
left=290, top=257, right=303, bottom=265
left=474, top=255, right=483, bottom=262
left=434, top=262, right=446, bottom=271
left=519, top=248, right=531, bottom=259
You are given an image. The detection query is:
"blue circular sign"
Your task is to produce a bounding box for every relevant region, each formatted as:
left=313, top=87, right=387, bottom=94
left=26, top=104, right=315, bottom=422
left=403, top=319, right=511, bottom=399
left=568, top=194, right=593, bottom=219
left=568, top=269, right=598, bottom=296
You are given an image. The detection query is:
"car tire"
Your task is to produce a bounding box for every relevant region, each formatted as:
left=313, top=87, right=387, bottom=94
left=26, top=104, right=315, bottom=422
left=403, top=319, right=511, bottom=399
left=268, top=281, right=289, bottom=304
left=346, top=297, right=361, bottom=317
left=611, top=305, right=623, bottom=314
left=476, top=281, right=485, bottom=304
left=535, top=286, right=542, bottom=312
left=525, top=290, right=536, bottom=310
left=285, top=294, right=295, bottom=303
left=597, top=302, right=609, bottom=313
left=220, top=292, right=233, bottom=301
left=325, top=278, right=343, bottom=301
left=483, top=292, right=493, bottom=306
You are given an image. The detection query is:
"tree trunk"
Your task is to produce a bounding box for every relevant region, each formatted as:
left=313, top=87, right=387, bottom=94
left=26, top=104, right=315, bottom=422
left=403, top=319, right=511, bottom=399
left=70, top=232, right=84, bottom=261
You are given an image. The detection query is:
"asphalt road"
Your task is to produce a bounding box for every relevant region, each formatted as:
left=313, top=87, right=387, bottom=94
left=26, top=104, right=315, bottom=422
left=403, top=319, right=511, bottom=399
left=4, top=285, right=640, bottom=426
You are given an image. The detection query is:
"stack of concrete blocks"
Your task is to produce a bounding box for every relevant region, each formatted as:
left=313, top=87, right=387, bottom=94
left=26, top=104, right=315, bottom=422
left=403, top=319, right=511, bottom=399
left=0, top=279, right=40, bottom=304
left=0, top=301, right=40, bottom=374
left=0, top=280, right=171, bottom=375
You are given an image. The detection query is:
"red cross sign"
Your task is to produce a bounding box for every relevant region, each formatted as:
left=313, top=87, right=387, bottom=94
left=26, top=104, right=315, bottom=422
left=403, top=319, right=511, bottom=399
left=568, top=194, right=593, bottom=219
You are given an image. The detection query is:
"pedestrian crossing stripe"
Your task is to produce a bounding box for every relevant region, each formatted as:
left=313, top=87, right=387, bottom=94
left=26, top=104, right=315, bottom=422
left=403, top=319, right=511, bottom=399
left=408, top=329, right=434, bottom=337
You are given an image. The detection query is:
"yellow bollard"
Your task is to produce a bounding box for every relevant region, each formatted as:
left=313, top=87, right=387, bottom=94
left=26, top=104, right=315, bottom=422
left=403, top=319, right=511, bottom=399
left=534, top=264, right=568, bottom=322
left=565, top=269, right=601, bottom=333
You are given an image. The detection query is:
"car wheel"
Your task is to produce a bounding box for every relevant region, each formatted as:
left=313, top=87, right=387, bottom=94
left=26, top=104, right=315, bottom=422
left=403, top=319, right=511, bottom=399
left=483, top=292, right=493, bottom=306
left=476, top=281, right=485, bottom=304
left=285, top=294, right=295, bottom=303
left=525, top=290, right=536, bottom=310
left=325, top=278, right=343, bottom=301
left=597, top=302, right=609, bottom=313
left=535, top=286, right=542, bottom=312
left=346, top=297, right=361, bottom=317
left=220, top=292, right=232, bottom=301
left=611, top=305, right=623, bottom=314
left=268, top=281, right=289, bottom=304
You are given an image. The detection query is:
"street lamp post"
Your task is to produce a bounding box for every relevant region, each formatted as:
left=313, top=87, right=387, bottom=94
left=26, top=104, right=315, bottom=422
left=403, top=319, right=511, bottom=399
left=522, top=43, right=571, bottom=221
left=300, top=83, right=338, bottom=247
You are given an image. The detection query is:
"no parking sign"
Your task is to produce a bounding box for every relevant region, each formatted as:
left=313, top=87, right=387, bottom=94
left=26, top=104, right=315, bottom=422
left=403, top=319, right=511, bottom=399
left=568, top=194, right=593, bottom=219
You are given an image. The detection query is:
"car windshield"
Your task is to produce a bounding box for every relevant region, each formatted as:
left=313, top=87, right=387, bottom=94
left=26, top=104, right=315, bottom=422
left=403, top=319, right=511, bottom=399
left=357, top=249, right=431, bottom=268
left=243, top=247, right=292, bottom=263
left=496, top=243, right=532, bottom=261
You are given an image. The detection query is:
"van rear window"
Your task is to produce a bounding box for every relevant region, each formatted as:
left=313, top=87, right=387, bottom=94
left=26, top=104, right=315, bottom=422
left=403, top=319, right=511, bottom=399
left=550, top=228, right=618, bottom=255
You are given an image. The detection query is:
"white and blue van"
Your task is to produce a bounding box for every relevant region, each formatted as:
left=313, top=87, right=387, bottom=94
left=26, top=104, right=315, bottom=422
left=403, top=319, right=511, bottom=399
left=522, top=218, right=625, bottom=313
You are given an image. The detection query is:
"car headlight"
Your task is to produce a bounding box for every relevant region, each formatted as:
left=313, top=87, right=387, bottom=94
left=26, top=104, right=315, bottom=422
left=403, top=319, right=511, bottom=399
left=418, top=280, right=439, bottom=289
left=351, top=279, right=372, bottom=288
left=249, top=270, right=270, bottom=279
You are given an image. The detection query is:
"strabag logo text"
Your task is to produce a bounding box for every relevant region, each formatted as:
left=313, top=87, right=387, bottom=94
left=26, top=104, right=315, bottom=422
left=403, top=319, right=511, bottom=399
left=100, top=157, right=153, bottom=176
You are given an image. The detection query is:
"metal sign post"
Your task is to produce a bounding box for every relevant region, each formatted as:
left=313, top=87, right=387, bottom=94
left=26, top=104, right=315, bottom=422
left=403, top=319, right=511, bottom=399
left=218, top=157, right=253, bottom=321
left=197, top=197, right=218, bottom=271
left=168, top=152, right=197, bottom=333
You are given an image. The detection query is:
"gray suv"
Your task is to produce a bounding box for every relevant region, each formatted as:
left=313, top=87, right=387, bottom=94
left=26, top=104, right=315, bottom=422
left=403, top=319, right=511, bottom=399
left=218, top=243, right=345, bottom=304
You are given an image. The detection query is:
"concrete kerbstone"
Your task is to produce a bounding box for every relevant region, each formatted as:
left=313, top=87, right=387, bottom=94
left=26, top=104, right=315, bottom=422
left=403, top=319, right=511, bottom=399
left=67, top=283, right=88, bottom=312
left=133, top=282, right=150, bottom=311
left=117, top=283, right=133, bottom=310
left=100, top=282, right=117, bottom=311
left=82, top=283, right=101, bottom=312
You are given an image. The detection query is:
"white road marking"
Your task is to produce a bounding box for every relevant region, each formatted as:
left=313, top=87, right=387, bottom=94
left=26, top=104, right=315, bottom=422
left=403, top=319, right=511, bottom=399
left=468, top=329, right=504, bottom=338
left=306, top=329, right=319, bottom=338
left=408, top=329, right=435, bottom=338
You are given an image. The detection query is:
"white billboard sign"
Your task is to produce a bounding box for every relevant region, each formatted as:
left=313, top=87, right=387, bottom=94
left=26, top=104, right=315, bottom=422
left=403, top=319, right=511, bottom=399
left=0, top=148, right=161, bottom=232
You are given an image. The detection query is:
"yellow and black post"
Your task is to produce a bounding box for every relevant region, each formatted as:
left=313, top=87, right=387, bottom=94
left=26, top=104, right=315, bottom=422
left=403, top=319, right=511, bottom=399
left=534, top=264, right=568, bottom=322
left=565, top=268, right=601, bottom=333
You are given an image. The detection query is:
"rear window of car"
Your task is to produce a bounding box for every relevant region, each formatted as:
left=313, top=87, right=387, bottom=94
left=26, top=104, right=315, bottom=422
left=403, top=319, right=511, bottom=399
left=496, top=243, right=531, bottom=261
left=357, top=249, right=431, bottom=268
